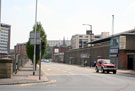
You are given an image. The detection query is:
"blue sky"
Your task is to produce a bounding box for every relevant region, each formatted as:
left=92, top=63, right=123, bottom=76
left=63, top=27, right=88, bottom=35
left=2, top=0, right=135, bottom=48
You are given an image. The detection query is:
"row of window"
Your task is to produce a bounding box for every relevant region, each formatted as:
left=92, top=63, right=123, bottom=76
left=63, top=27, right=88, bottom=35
left=0, top=40, right=8, bottom=42
left=0, top=50, right=8, bottom=53
left=0, top=34, right=8, bottom=37
left=0, top=42, right=8, bottom=45
left=0, top=45, right=8, bottom=47
left=0, top=46, right=7, bottom=49
left=0, top=31, right=8, bottom=35
left=0, top=37, right=8, bottom=40
left=0, top=31, right=8, bottom=34
left=79, top=35, right=89, bottom=38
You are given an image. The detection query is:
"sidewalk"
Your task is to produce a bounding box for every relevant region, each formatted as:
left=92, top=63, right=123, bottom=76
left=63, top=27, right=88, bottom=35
left=83, top=66, right=135, bottom=74
left=0, top=60, right=48, bottom=85
left=117, top=69, right=135, bottom=74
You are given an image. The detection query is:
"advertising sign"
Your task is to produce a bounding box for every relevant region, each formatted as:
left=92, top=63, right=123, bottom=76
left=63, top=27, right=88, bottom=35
left=119, top=36, right=126, bottom=49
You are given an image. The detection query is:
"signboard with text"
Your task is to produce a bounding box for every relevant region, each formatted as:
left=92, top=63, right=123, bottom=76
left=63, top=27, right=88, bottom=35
left=30, top=31, right=40, bottom=45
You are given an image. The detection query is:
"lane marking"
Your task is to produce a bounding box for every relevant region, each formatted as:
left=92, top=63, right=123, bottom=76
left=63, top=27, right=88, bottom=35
left=16, top=80, right=56, bottom=87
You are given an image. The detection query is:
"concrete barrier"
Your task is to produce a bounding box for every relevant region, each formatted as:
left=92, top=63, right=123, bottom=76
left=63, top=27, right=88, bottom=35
left=0, top=58, right=13, bottom=78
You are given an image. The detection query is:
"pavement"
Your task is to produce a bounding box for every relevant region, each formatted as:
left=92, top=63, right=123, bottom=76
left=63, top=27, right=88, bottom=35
left=0, top=60, right=48, bottom=85
left=117, top=69, right=135, bottom=74
left=90, top=66, right=135, bottom=74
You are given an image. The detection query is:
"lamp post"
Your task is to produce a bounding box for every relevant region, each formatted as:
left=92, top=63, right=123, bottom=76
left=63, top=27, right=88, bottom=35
left=112, top=15, right=114, bottom=36
left=33, top=0, right=38, bottom=75
left=82, top=24, right=92, bottom=31
left=82, top=24, right=92, bottom=68
left=82, top=24, right=92, bottom=42
left=0, top=0, right=1, bottom=32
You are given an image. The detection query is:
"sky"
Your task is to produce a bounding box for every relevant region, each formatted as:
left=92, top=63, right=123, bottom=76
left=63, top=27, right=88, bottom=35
left=2, top=0, right=135, bottom=49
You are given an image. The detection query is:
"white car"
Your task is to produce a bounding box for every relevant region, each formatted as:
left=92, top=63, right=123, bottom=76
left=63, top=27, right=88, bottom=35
left=41, top=59, right=50, bottom=63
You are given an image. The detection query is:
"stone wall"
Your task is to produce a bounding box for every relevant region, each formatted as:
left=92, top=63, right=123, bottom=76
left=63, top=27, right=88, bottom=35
left=0, top=58, right=12, bottom=78
left=64, top=43, right=110, bottom=66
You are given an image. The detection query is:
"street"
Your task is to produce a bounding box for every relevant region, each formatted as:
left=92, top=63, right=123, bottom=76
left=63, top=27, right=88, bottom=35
left=0, top=62, right=135, bottom=91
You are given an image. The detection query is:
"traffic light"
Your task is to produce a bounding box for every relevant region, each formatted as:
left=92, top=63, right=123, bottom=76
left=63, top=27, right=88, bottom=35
left=36, top=45, right=40, bottom=55
left=41, top=41, right=45, bottom=50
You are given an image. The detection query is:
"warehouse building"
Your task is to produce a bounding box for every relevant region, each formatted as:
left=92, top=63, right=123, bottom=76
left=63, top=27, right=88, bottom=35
left=64, top=29, right=135, bottom=69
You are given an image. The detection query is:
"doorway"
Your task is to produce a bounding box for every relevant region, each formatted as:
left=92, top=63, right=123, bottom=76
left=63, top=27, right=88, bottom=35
left=128, top=55, right=133, bottom=69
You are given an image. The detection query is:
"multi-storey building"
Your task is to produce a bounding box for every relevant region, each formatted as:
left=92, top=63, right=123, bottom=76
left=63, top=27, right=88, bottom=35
left=0, top=23, right=11, bottom=57
left=71, top=34, right=91, bottom=49
left=14, top=43, right=27, bottom=57
left=71, top=30, right=94, bottom=49
left=71, top=31, right=110, bottom=49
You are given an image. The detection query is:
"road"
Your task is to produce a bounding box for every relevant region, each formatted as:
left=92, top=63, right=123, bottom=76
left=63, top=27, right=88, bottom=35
left=0, top=62, right=135, bottom=91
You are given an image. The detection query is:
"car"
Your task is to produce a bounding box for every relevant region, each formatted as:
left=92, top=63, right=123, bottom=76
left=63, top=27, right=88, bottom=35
left=41, top=59, right=50, bottom=63
left=95, top=59, right=117, bottom=74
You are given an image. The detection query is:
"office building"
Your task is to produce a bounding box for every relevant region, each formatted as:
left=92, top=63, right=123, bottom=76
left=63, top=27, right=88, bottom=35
left=0, top=23, right=11, bottom=57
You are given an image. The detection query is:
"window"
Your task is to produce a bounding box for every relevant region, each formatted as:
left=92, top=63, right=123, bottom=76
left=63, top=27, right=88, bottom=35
left=111, top=38, right=119, bottom=47
left=79, top=36, right=83, bottom=37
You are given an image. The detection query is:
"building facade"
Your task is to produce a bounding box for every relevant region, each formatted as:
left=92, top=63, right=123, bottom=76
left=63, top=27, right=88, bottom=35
left=14, top=43, right=27, bottom=57
left=52, top=46, right=72, bottom=63
left=71, top=31, right=109, bottom=49
left=47, top=40, right=71, bottom=47
left=71, top=34, right=91, bottom=49
left=0, top=23, right=11, bottom=57
left=64, top=29, right=135, bottom=70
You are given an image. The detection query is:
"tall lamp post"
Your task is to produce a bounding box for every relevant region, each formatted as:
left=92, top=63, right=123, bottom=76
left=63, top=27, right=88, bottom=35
left=82, top=24, right=92, bottom=42
left=82, top=24, right=92, bottom=31
left=82, top=24, right=92, bottom=67
left=0, top=0, right=1, bottom=32
left=33, top=0, right=38, bottom=75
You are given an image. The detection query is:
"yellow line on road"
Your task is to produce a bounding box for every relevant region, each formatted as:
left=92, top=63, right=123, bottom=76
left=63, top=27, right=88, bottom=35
left=16, top=80, right=56, bottom=87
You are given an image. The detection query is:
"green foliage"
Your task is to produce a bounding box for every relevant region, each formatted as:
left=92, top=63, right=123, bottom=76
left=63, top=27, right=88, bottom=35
left=44, top=45, right=52, bottom=59
left=45, top=53, right=52, bottom=59
left=26, top=22, right=47, bottom=64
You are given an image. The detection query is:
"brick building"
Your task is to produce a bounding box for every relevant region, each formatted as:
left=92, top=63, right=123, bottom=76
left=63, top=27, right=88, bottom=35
left=14, top=43, right=28, bottom=67
left=14, top=43, right=27, bottom=56
left=52, top=46, right=72, bottom=63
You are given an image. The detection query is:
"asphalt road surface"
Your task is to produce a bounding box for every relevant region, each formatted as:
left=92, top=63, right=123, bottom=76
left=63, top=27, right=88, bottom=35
left=0, top=62, right=135, bottom=91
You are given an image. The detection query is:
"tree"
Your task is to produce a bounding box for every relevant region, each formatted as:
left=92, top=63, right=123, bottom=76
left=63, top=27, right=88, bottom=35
left=45, top=45, right=52, bottom=59
left=26, top=22, right=47, bottom=69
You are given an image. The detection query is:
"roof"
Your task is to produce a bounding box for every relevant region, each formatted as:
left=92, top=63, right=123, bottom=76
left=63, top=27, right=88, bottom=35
left=88, top=29, right=135, bottom=44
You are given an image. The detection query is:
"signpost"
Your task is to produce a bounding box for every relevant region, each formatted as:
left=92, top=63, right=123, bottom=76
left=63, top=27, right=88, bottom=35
left=30, top=31, right=40, bottom=45
left=29, top=31, right=42, bottom=80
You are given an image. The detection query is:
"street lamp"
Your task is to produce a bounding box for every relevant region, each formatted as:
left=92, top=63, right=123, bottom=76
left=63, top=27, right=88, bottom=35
left=82, top=24, right=93, bottom=42
left=82, top=24, right=93, bottom=68
left=82, top=24, right=92, bottom=31
left=0, top=0, right=2, bottom=32
left=33, top=0, right=38, bottom=75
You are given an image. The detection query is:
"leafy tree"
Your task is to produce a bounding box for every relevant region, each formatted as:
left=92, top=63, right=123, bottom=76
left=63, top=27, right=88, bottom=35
left=44, top=45, right=52, bottom=59
left=26, top=22, right=47, bottom=68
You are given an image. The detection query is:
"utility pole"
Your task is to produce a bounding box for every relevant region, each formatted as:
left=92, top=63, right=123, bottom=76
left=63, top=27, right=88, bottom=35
left=0, top=0, right=2, bottom=32
left=82, top=24, right=92, bottom=68
left=112, top=15, right=114, bottom=35
left=33, top=0, right=38, bottom=75
left=39, top=40, right=41, bottom=80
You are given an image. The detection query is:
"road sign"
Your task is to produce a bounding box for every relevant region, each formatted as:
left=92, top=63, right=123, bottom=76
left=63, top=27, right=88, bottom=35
left=30, top=31, right=40, bottom=39
left=30, top=31, right=40, bottom=45
left=30, top=38, right=40, bottom=45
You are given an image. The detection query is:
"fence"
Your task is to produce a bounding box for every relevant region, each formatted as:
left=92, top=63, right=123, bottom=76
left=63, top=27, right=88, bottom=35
left=12, top=54, right=29, bottom=73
